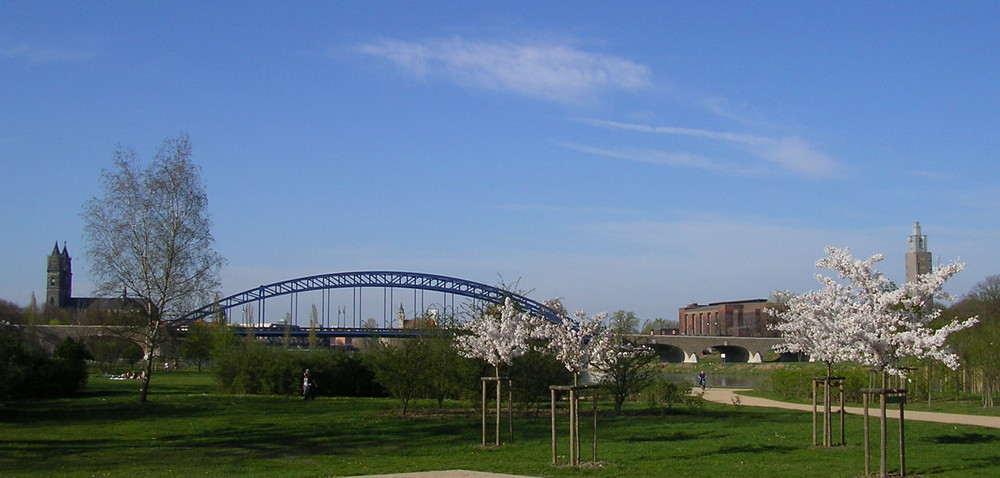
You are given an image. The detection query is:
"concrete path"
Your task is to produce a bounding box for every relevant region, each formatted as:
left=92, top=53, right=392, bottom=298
left=702, top=388, right=1000, bottom=429
left=346, top=471, right=538, bottom=478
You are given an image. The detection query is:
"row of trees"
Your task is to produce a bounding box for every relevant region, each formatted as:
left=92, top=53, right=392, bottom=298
left=944, top=275, right=1000, bottom=407
left=177, top=306, right=662, bottom=416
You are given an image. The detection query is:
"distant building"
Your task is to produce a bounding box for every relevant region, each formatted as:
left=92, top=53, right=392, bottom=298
left=396, top=303, right=436, bottom=329
left=905, top=222, right=932, bottom=283
left=678, top=299, right=775, bottom=337
left=46, top=242, right=73, bottom=308
left=45, top=242, right=138, bottom=313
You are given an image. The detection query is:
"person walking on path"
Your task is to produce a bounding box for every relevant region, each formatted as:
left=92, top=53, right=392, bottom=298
left=698, top=371, right=707, bottom=390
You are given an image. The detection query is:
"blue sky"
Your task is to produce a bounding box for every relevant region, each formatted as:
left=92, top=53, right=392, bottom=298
left=2, top=2, right=998, bottom=322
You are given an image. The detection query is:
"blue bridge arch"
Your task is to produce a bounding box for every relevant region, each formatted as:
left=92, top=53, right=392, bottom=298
left=177, top=271, right=566, bottom=325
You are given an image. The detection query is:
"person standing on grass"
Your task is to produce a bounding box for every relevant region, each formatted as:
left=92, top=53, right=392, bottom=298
left=698, top=371, right=706, bottom=390
left=302, top=369, right=314, bottom=400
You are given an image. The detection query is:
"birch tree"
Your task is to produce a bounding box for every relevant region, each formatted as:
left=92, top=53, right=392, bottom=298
left=82, top=134, right=225, bottom=403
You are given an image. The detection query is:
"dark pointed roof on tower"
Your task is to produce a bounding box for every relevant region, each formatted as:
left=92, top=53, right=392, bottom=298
left=52, top=241, right=61, bottom=255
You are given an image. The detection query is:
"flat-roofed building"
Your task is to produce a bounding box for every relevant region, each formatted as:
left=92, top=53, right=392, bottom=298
left=678, top=299, right=776, bottom=337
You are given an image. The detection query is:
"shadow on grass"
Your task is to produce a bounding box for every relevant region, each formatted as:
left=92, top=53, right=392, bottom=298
left=917, top=455, right=1000, bottom=477
left=714, top=443, right=798, bottom=455
left=926, top=432, right=1000, bottom=445
left=622, top=431, right=702, bottom=443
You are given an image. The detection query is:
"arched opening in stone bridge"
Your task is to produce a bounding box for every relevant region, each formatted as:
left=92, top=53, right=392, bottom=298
left=648, top=343, right=686, bottom=363
left=709, top=345, right=750, bottom=364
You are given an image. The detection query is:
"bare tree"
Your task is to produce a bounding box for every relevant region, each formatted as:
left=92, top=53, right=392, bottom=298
left=82, top=134, right=225, bottom=403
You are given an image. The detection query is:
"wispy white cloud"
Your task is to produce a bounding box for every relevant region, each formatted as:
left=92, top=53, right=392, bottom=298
left=578, top=119, right=841, bottom=178
left=0, top=42, right=96, bottom=63
left=558, top=142, right=739, bottom=173
left=353, top=36, right=652, bottom=104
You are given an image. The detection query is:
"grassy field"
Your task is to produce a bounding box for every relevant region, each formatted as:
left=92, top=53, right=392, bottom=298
left=2, top=370, right=999, bottom=477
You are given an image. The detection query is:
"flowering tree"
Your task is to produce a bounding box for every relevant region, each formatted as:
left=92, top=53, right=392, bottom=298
left=773, top=247, right=977, bottom=376
left=769, top=284, right=855, bottom=447
left=813, top=247, right=977, bottom=377
left=454, top=297, right=544, bottom=447
left=541, top=309, right=615, bottom=385
left=773, top=246, right=978, bottom=473
left=454, top=297, right=540, bottom=376
left=770, top=286, right=853, bottom=370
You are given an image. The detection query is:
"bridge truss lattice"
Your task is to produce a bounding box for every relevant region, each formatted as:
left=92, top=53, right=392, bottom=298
left=177, top=271, right=565, bottom=326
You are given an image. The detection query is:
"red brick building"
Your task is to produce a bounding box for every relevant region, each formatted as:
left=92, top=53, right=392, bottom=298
left=678, top=299, right=776, bottom=337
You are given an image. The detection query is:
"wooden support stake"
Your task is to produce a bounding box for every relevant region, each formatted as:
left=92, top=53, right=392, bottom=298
left=812, top=379, right=818, bottom=447
left=550, top=389, right=557, bottom=465
left=481, top=379, right=487, bottom=447
left=863, top=391, right=870, bottom=476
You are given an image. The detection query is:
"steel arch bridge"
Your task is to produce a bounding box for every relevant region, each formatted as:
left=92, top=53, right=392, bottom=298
left=177, top=271, right=566, bottom=325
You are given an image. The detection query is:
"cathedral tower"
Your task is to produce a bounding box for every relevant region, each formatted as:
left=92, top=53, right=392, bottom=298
left=46, top=242, right=73, bottom=307
left=905, top=222, right=932, bottom=283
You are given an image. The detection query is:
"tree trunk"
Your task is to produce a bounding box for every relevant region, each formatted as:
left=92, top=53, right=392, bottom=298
left=138, top=320, right=160, bottom=404
left=139, top=353, right=153, bottom=403
left=825, top=362, right=832, bottom=447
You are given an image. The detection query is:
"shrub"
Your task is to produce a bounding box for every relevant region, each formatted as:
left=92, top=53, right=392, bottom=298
left=0, top=330, right=91, bottom=399
left=643, top=376, right=693, bottom=412
left=766, top=365, right=870, bottom=402
left=212, top=342, right=383, bottom=397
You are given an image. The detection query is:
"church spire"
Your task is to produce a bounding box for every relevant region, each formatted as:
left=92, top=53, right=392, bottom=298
left=46, top=241, right=73, bottom=308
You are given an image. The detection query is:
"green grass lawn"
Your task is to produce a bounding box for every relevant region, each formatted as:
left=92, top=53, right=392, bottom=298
left=2, top=370, right=999, bottom=477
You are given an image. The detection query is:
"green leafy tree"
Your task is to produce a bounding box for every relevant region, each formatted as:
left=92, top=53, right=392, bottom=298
left=281, top=313, right=293, bottom=349
left=309, top=305, right=320, bottom=350
left=610, top=310, right=640, bottom=335
left=422, top=324, right=477, bottom=407
left=508, top=346, right=572, bottom=413
left=949, top=275, right=1000, bottom=407
left=365, top=335, right=433, bottom=415
left=593, top=340, right=656, bottom=414
left=180, top=320, right=214, bottom=371
left=591, top=309, right=657, bottom=414
left=640, top=318, right=678, bottom=334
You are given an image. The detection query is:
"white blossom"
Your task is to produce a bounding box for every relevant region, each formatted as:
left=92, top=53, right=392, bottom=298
left=772, top=246, right=978, bottom=377
left=453, top=297, right=541, bottom=374
left=539, top=309, right=616, bottom=378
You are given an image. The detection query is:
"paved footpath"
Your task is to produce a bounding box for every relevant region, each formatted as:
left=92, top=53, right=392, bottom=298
left=701, top=388, right=1000, bottom=429
left=346, top=471, right=538, bottom=478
